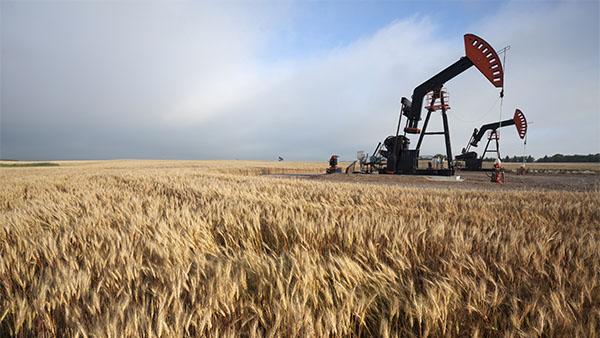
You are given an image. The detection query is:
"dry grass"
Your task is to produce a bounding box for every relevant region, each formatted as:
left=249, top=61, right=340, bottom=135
left=1, top=160, right=598, bottom=337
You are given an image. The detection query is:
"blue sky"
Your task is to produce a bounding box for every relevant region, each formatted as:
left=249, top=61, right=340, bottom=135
left=1, top=0, right=598, bottom=161
left=263, top=1, right=505, bottom=62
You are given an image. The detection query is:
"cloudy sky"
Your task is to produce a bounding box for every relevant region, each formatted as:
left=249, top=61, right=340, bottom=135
left=1, top=0, right=598, bottom=161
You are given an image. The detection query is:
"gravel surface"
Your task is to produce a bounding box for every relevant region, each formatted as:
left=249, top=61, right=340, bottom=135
left=268, top=171, right=599, bottom=192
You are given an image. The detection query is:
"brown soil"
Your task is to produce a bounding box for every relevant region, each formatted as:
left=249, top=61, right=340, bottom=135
left=269, top=171, right=599, bottom=192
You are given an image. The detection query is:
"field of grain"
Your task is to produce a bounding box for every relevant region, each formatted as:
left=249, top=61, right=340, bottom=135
left=1, top=160, right=599, bottom=337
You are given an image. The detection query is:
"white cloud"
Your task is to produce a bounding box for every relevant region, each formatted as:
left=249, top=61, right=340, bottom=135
left=190, top=16, right=461, bottom=160
left=453, top=1, right=600, bottom=157
left=2, top=1, right=598, bottom=161
left=183, top=1, right=599, bottom=161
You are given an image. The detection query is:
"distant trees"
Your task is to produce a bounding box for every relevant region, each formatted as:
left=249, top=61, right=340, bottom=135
left=536, top=153, right=600, bottom=163
left=481, top=156, right=533, bottom=162
left=500, top=155, right=536, bottom=163
left=419, top=154, right=447, bottom=160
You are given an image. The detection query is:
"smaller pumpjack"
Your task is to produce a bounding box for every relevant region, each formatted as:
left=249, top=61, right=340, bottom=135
left=455, top=109, right=527, bottom=171
left=326, top=155, right=342, bottom=174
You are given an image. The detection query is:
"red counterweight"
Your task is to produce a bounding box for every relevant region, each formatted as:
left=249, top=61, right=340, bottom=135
left=514, top=109, right=527, bottom=139
left=464, top=34, right=504, bottom=88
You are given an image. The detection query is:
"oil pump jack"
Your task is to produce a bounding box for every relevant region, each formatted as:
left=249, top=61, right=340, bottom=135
left=455, top=109, right=527, bottom=171
left=379, top=34, right=504, bottom=176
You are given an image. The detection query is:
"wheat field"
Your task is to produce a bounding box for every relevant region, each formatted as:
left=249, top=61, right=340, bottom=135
left=1, top=161, right=598, bottom=337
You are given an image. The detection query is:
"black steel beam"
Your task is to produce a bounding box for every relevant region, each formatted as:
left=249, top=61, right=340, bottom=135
left=471, top=118, right=516, bottom=146
left=442, top=110, right=453, bottom=170
left=404, top=57, right=474, bottom=130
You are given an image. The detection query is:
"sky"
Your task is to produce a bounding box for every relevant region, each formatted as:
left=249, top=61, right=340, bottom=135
left=1, top=0, right=599, bottom=161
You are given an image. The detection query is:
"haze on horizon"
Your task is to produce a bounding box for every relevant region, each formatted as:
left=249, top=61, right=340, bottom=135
left=1, top=0, right=598, bottom=162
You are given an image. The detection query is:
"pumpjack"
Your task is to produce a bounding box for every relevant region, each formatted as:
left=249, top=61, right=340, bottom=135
left=455, top=109, right=527, bottom=171
left=378, top=34, right=504, bottom=176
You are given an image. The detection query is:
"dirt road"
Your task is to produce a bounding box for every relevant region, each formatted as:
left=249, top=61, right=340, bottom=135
left=270, top=171, right=599, bottom=192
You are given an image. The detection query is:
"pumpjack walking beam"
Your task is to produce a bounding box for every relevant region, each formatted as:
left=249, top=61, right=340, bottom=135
left=385, top=34, right=504, bottom=175
left=402, top=34, right=504, bottom=132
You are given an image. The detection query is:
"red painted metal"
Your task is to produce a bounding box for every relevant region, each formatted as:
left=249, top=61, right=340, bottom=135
left=464, top=34, right=504, bottom=88
left=513, top=109, right=527, bottom=139
left=424, top=88, right=451, bottom=111
left=403, top=127, right=421, bottom=134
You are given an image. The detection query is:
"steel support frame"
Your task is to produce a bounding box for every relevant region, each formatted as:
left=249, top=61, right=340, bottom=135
left=415, top=90, right=454, bottom=171
left=481, top=133, right=501, bottom=160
